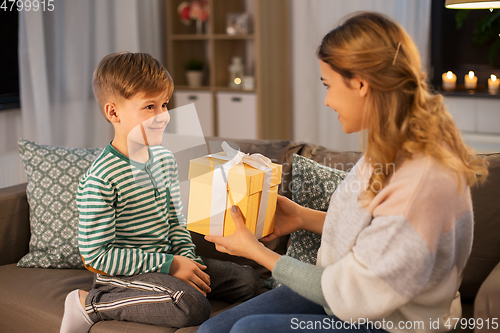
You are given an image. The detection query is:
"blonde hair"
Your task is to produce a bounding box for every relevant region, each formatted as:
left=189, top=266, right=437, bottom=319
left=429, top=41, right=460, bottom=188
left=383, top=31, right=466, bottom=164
left=317, top=12, right=488, bottom=203
left=92, top=52, right=174, bottom=122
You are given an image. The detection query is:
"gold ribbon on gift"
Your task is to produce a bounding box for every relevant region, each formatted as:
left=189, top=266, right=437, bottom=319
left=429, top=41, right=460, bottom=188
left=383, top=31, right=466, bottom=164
left=207, top=142, right=273, bottom=237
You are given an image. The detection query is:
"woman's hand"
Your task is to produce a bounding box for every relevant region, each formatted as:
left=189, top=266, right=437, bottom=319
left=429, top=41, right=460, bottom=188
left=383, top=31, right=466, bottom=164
left=260, top=195, right=304, bottom=242
left=205, top=206, right=264, bottom=260
left=205, top=206, right=282, bottom=271
left=169, top=256, right=211, bottom=296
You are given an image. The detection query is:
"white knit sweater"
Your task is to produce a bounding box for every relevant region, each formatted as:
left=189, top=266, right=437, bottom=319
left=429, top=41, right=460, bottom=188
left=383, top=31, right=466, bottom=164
left=273, top=153, right=473, bottom=333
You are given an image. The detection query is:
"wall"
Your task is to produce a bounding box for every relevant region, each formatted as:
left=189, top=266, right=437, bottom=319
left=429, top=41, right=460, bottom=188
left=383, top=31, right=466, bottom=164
left=2, top=0, right=499, bottom=188
left=0, top=0, right=164, bottom=189
left=289, top=0, right=500, bottom=153
left=0, top=109, right=26, bottom=188
left=0, top=108, right=22, bottom=154
left=445, top=96, right=500, bottom=153
left=290, top=0, right=431, bottom=151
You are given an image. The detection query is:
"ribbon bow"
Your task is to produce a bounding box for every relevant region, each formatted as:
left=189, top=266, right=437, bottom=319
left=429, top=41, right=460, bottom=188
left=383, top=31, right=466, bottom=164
left=215, top=141, right=271, bottom=173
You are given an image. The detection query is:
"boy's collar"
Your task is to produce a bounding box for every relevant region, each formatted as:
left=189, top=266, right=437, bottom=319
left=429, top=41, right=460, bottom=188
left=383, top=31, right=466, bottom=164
left=106, top=141, right=154, bottom=169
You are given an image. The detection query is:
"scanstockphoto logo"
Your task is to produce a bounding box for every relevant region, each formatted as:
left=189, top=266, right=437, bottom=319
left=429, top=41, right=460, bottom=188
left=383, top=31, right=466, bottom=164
left=289, top=175, right=346, bottom=197
left=291, top=317, right=427, bottom=331
left=126, top=103, right=247, bottom=224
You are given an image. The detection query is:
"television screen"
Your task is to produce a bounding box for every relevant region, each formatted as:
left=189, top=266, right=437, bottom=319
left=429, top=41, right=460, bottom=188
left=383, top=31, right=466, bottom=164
left=0, top=11, right=20, bottom=110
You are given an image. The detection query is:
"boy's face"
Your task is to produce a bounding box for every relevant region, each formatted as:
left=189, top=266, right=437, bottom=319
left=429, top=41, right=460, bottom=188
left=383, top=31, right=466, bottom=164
left=114, top=91, right=170, bottom=147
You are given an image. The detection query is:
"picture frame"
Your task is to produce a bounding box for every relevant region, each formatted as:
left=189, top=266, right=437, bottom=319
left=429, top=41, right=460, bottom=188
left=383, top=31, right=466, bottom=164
left=226, top=13, right=251, bottom=35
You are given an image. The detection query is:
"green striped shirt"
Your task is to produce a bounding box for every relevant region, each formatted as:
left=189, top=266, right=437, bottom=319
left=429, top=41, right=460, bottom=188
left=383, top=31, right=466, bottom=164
left=77, top=142, right=202, bottom=276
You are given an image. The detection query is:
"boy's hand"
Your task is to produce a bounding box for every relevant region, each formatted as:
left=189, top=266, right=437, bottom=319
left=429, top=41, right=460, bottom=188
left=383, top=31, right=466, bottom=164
left=169, top=256, right=211, bottom=296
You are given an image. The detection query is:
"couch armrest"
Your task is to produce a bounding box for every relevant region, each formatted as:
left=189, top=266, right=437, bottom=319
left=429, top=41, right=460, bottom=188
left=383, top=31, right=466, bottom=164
left=0, top=183, right=30, bottom=265
left=474, top=260, right=500, bottom=333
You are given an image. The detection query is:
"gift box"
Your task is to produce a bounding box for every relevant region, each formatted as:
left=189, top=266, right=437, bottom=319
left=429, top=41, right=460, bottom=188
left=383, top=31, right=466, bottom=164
left=186, top=144, right=282, bottom=237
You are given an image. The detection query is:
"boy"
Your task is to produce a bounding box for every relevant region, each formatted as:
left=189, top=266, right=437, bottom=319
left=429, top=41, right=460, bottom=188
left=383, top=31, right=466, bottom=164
left=60, top=52, right=260, bottom=333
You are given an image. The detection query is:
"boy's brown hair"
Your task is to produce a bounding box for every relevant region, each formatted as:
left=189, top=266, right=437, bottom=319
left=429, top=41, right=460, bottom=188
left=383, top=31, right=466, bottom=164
left=92, top=52, right=174, bottom=122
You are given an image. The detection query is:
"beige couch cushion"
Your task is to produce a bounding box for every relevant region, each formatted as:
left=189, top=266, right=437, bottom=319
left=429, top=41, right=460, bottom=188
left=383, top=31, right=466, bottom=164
left=0, top=264, right=234, bottom=333
left=0, top=183, right=29, bottom=266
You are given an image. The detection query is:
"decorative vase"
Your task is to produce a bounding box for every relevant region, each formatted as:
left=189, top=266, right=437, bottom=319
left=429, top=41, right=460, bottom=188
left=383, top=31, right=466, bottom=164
left=196, top=19, right=204, bottom=34
left=228, top=56, right=244, bottom=89
left=186, top=70, right=203, bottom=87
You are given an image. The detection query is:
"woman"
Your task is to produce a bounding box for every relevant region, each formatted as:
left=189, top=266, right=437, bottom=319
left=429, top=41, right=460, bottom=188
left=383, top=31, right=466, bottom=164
left=199, top=12, right=488, bottom=333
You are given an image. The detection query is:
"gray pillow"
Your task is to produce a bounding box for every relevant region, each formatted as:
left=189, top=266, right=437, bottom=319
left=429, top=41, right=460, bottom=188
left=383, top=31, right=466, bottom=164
left=17, top=139, right=102, bottom=268
left=264, top=154, right=347, bottom=288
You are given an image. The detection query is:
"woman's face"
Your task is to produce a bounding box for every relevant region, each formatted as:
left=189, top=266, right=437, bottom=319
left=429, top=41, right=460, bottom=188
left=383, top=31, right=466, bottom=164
left=319, top=60, right=368, bottom=134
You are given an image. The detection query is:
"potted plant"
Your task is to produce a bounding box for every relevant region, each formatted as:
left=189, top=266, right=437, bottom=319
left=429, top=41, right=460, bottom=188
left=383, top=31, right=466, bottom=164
left=185, top=58, right=204, bottom=87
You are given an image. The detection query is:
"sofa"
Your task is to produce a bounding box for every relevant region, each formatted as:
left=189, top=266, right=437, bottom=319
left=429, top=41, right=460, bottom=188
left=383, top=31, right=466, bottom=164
left=0, top=138, right=499, bottom=333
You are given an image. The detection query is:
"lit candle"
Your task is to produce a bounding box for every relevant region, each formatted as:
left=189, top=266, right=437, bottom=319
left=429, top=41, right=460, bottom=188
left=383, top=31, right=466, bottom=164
left=488, top=74, right=499, bottom=94
left=442, top=71, right=457, bottom=91
left=464, top=71, right=478, bottom=89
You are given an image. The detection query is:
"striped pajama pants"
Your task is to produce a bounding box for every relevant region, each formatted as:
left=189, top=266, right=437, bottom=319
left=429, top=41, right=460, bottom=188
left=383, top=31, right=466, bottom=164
left=85, top=257, right=260, bottom=328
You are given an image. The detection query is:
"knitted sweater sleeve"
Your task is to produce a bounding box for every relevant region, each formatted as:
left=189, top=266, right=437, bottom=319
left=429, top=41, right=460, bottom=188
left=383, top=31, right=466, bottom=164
left=272, top=216, right=438, bottom=319
left=273, top=154, right=472, bottom=323
left=272, top=256, right=328, bottom=307
left=272, top=212, right=434, bottom=319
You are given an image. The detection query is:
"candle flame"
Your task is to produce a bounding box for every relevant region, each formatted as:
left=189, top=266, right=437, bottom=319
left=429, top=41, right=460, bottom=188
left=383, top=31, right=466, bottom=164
left=492, top=74, right=497, bottom=82
left=468, top=71, right=474, bottom=79
left=447, top=71, right=453, bottom=79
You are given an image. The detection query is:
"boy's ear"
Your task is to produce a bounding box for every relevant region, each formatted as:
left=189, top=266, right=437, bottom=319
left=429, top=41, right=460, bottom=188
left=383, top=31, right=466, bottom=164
left=104, top=103, right=119, bottom=123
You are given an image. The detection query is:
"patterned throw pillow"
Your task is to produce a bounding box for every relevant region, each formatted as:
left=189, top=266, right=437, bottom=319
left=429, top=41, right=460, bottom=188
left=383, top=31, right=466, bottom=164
left=17, top=139, right=103, bottom=268
left=264, top=154, right=347, bottom=288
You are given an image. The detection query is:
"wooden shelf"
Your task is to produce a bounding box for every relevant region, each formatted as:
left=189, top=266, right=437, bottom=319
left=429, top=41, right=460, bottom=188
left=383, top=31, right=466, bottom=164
left=170, top=34, right=210, bottom=40
left=165, top=0, right=291, bottom=140
left=212, top=34, right=254, bottom=40
left=173, top=85, right=212, bottom=91
left=172, top=86, right=256, bottom=93
left=170, top=33, right=254, bottom=41
left=215, top=87, right=256, bottom=93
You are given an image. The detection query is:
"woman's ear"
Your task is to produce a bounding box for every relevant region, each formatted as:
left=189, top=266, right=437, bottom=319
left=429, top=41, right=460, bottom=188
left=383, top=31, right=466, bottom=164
left=357, top=78, right=369, bottom=98
left=104, top=103, right=119, bottom=123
